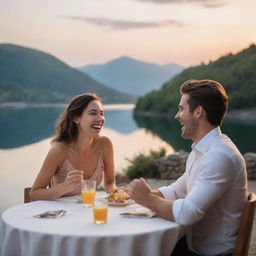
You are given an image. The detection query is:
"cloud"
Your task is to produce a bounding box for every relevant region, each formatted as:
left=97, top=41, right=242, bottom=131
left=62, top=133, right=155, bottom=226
left=64, top=16, right=184, bottom=30
left=135, top=0, right=227, bottom=8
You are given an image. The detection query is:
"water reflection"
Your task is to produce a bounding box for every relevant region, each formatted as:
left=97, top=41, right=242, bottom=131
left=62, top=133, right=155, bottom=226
left=0, top=127, right=173, bottom=213
left=1, top=106, right=255, bottom=153
left=0, top=107, right=60, bottom=149
left=134, top=115, right=192, bottom=152
left=0, top=106, right=138, bottom=149
left=221, top=119, right=256, bottom=153
left=0, top=105, right=255, bottom=213
left=134, top=114, right=256, bottom=154
left=104, top=110, right=138, bottom=134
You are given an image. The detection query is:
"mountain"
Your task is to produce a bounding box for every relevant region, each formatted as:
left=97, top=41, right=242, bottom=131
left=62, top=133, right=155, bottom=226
left=78, top=56, right=184, bottom=96
left=0, top=44, right=136, bottom=104
left=135, top=44, right=256, bottom=114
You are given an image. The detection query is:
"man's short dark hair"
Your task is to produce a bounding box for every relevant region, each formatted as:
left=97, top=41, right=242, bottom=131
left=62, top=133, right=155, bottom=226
left=180, top=79, right=228, bottom=126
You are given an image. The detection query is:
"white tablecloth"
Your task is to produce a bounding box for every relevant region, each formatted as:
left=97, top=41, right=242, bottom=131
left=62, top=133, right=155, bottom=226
left=0, top=191, right=183, bottom=256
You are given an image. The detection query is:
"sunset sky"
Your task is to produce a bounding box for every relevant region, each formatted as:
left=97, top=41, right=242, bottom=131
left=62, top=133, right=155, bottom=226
left=0, top=0, right=255, bottom=67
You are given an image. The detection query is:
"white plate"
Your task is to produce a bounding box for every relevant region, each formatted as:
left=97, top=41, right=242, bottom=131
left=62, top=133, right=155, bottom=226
left=98, top=197, right=135, bottom=207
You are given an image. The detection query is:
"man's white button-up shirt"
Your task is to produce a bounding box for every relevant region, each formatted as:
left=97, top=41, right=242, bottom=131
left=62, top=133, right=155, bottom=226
left=159, top=127, right=247, bottom=256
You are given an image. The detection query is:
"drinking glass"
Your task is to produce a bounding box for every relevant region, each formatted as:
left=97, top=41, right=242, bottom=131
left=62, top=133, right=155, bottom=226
left=81, top=180, right=96, bottom=207
left=93, top=202, right=108, bottom=224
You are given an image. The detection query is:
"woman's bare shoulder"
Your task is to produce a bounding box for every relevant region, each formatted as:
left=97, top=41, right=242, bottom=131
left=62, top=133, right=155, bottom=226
left=48, top=142, right=67, bottom=158
left=101, top=136, right=114, bottom=157
left=101, top=136, right=113, bottom=147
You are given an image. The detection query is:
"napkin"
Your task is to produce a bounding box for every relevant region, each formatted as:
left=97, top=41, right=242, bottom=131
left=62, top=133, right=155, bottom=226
left=34, top=210, right=66, bottom=219
left=120, top=204, right=156, bottom=218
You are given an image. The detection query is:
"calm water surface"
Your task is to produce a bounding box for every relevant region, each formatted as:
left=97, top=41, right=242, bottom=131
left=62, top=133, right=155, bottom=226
left=0, top=104, right=172, bottom=213
left=0, top=104, right=255, bottom=213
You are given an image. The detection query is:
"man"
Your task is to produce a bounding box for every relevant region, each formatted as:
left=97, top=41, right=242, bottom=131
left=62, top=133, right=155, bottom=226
left=127, top=79, right=247, bottom=256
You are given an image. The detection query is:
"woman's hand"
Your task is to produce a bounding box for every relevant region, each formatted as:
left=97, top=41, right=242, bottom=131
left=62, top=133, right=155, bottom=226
left=105, top=183, right=117, bottom=194
left=63, top=169, right=84, bottom=193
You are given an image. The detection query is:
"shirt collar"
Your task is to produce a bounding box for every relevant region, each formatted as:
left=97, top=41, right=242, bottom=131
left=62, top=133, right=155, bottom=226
left=191, top=127, right=221, bottom=155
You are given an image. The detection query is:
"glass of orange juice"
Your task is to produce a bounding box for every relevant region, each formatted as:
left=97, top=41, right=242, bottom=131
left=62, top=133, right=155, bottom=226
left=81, top=180, right=96, bottom=207
left=93, top=202, right=108, bottom=224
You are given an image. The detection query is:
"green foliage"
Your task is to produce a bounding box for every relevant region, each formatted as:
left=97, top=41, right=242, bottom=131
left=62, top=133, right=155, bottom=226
left=0, top=44, right=136, bottom=103
left=124, top=148, right=166, bottom=179
left=135, top=44, right=256, bottom=114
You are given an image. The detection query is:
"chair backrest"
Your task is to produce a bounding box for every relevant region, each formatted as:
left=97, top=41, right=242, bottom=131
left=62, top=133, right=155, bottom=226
left=24, top=187, right=32, bottom=203
left=232, top=192, right=256, bottom=256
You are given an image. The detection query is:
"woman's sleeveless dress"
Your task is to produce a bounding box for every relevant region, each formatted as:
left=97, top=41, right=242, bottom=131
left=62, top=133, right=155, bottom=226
left=51, top=140, right=104, bottom=196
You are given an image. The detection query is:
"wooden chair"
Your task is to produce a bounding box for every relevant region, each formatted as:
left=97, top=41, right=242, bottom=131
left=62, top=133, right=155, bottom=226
left=24, top=187, right=32, bottom=203
left=232, top=192, right=256, bottom=256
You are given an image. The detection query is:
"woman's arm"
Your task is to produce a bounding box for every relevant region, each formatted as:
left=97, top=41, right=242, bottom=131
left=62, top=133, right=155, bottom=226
left=102, top=136, right=116, bottom=193
left=30, top=143, right=83, bottom=201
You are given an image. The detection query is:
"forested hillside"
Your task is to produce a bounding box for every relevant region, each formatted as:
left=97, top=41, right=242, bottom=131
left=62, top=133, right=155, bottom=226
left=0, top=44, right=136, bottom=103
left=135, top=44, right=256, bottom=115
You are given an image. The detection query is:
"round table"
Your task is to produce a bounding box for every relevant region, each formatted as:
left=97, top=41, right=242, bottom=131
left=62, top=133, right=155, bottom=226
left=0, top=191, right=183, bottom=256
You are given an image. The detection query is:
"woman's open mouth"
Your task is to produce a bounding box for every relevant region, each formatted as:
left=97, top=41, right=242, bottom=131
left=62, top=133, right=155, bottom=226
left=91, top=124, right=102, bottom=130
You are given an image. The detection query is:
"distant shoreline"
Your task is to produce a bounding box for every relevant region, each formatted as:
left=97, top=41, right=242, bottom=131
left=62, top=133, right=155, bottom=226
left=1, top=102, right=256, bottom=122
left=0, top=102, right=135, bottom=110
left=134, top=108, right=256, bottom=122
left=0, top=102, right=67, bottom=108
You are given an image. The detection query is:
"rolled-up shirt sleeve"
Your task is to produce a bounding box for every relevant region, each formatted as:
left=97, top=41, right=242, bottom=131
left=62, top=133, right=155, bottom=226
left=159, top=171, right=187, bottom=200
left=172, top=151, right=235, bottom=226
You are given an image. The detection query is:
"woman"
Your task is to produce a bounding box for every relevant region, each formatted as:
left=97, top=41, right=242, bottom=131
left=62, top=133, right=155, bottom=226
left=30, top=93, right=116, bottom=201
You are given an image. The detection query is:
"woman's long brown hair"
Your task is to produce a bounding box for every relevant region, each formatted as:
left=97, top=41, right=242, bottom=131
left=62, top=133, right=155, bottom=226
left=51, top=93, right=102, bottom=144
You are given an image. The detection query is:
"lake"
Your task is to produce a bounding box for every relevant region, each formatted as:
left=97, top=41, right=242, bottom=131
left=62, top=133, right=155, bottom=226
left=0, top=104, right=256, bottom=213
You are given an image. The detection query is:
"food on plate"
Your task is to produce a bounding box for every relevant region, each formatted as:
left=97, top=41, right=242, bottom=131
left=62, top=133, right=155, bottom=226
left=107, top=188, right=130, bottom=203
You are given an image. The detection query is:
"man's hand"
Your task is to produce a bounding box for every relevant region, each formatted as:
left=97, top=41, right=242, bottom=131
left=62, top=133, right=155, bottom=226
left=127, top=177, right=175, bottom=221
left=127, top=178, right=152, bottom=206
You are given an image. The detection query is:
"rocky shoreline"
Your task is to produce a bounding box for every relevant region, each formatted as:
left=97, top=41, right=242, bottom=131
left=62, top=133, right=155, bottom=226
left=116, top=151, right=256, bottom=184
left=153, top=152, right=256, bottom=180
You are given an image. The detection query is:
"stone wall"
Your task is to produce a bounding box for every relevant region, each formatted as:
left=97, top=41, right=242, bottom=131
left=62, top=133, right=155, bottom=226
left=244, top=153, right=256, bottom=180
left=152, top=152, right=256, bottom=180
